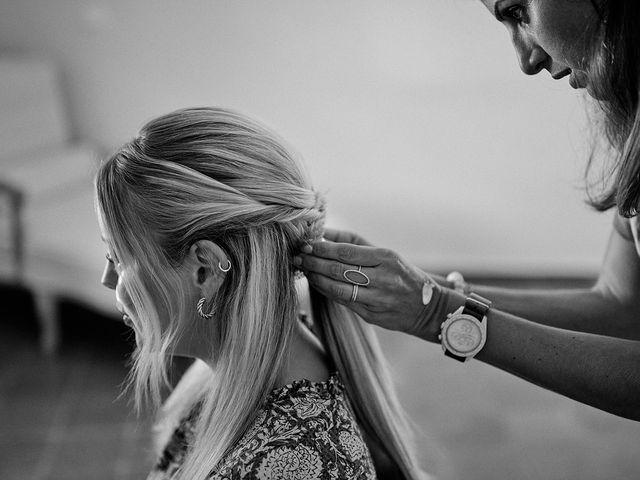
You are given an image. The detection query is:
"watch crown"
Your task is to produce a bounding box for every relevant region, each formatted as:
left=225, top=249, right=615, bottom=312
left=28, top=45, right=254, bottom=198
left=438, top=334, right=442, bottom=340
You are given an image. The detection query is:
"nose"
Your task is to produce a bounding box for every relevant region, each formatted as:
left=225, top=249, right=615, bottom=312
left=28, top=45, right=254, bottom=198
left=101, top=260, right=118, bottom=290
left=513, top=35, right=548, bottom=75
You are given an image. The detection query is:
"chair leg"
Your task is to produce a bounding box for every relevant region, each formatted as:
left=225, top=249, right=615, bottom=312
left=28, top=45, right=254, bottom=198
left=33, top=290, right=60, bottom=355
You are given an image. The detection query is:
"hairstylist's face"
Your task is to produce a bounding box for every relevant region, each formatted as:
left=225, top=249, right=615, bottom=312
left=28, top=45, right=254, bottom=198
left=480, top=0, right=601, bottom=93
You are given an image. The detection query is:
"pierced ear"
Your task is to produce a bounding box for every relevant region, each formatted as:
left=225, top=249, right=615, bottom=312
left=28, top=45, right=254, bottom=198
left=186, top=240, right=230, bottom=295
left=197, top=266, right=207, bottom=284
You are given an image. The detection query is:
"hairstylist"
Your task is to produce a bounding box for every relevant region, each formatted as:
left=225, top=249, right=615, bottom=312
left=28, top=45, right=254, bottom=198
left=295, top=0, right=640, bottom=421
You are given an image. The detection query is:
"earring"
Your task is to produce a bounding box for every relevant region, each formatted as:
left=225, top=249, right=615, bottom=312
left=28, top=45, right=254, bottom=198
left=218, top=260, right=231, bottom=272
left=196, top=297, right=214, bottom=319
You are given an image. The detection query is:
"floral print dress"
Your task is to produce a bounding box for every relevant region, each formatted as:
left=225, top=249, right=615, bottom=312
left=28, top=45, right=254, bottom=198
left=148, top=372, right=377, bottom=479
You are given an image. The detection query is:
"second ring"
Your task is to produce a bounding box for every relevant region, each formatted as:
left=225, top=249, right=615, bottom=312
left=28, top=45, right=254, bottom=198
left=351, top=284, right=359, bottom=303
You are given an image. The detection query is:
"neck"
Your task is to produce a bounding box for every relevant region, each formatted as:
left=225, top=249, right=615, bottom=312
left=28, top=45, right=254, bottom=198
left=277, top=319, right=331, bottom=388
left=195, top=315, right=331, bottom=389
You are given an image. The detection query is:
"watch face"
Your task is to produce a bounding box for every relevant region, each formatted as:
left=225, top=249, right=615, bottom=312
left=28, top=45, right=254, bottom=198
left=445, top=316, right=482, bottom=354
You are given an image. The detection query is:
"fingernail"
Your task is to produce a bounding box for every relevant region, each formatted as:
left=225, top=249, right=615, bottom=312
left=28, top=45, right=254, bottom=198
left=301, top=244, right=312, bottom=254
left=293, top=256, right=302, bottom=266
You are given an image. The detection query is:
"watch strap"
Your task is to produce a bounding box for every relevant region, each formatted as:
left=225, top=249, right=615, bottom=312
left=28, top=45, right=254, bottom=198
left=462, top=292, right=492, bottom=320
left=444, top=349, right=466, bottom=362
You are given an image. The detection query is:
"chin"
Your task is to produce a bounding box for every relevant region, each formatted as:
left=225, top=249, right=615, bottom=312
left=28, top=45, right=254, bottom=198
left=569, top=71, right=602, bottom=99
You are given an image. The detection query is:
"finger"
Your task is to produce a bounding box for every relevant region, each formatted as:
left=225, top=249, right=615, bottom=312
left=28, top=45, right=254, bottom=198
left=340, top=302, right=379, bottom=327
left=305, top=276, right=376, bottom=323
left=297, top=253, right=374, bottom=285
left=306, top=272, right=379, bottom=306
left=323, top=228, right=372, bottom=246
left=322, top=228, right=347, bottom=243
left=308, top=240, right=385, bottom=267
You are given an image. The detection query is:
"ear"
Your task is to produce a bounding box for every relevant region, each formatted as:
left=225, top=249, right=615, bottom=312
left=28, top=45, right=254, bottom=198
left=185, top=240, right=231, bottom=299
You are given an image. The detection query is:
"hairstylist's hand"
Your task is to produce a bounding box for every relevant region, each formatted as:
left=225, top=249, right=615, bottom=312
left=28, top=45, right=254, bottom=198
left=320, top=228, right=373, bottom=247
left=295, top=229, right=447, bottom=342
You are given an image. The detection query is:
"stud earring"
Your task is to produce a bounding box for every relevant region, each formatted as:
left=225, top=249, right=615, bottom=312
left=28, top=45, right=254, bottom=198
left=218, top=260, right=231, bottom=272
left=196, top=297, right=214, bottom=319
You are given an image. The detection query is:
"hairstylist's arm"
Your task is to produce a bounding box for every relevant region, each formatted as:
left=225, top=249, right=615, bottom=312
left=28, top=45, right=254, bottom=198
left=471, top=225, right=640, bottom=340
left=296, top=228, right=640, bottom=420
left=299, top=225, right=640, bottom=341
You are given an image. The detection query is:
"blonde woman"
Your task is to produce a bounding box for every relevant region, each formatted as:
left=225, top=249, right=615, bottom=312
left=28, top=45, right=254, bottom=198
left=97, top=107, right=427, bottom=479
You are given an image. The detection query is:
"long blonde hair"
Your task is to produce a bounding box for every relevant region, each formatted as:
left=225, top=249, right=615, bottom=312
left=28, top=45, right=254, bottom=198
left=95, top=107, right=424, bottom=479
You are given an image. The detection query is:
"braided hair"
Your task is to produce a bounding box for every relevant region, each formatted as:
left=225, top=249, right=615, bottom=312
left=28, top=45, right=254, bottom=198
left=96, top=107, right=424, bottom=480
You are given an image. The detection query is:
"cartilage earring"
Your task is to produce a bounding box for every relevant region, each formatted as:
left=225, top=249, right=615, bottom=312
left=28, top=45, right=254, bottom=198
left=218, top=260, right=231, bottom=272
left=196, top=297, right=214, bottom=319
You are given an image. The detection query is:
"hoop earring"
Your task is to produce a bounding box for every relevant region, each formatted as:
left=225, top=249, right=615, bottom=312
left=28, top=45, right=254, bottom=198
left=196, top=297, right=214, bottom=319
left=218, top=260, right=231, bottom=272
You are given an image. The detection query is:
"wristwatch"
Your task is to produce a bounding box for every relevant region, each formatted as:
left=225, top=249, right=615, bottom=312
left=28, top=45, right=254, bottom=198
left=439, top=292, right=492, bottom=362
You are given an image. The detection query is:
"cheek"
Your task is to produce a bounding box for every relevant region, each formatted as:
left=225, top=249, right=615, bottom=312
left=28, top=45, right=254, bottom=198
left=538, top=5, right=600, bottom=69
left=115, top=275, right=135, bottom=313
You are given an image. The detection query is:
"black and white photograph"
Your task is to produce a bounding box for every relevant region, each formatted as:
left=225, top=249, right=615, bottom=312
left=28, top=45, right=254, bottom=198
left=1, top=1, right=639, bottom=479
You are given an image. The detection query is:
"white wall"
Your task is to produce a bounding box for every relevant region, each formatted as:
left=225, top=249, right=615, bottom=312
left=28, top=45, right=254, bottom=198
left=0, top=0, right=612, bottom=276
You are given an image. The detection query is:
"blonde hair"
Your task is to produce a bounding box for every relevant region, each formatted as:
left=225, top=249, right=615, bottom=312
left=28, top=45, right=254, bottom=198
left=95, top=107, right=424, bottom=479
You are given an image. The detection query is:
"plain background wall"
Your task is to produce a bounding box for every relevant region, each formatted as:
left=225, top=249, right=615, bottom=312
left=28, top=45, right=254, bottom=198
left=0, top=0, right=613, bottom=275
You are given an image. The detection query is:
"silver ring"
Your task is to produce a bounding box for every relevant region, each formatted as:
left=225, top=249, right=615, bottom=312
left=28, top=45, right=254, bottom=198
left=351, top=284, right=359, bottom=303
left=343, top=265, right=370, bottom=286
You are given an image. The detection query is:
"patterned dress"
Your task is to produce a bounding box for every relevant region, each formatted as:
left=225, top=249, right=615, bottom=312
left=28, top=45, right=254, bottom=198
left=148, top=372, right=377, bottom=479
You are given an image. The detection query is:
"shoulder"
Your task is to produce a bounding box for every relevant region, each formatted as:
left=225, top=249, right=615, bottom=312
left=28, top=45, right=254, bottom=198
left=211, top=374, right=376, bottom=479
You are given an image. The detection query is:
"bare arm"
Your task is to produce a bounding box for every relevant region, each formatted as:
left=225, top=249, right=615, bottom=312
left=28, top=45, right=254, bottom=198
left=431, top=226, right=640, bottom=340
left=429, top=286, right=640, bottom=420
left=298, top=225, right=640, bottom=420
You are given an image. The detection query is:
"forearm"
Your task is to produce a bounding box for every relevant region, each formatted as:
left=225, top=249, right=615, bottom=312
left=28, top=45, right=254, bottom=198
left=471, top=285, right=640, bottom=340
left=477, top=307, right=640, bottom=420
left=426, top=273, right=640, bottom=340
left=417, top=289, right=640, bottom=420
left=429, top=227, right=640, bottom=340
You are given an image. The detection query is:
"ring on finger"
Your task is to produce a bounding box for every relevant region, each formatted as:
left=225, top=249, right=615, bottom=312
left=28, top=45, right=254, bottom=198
left=351, top=284, right=359, bottom=303
left=343, top=265, right=370, bottom=287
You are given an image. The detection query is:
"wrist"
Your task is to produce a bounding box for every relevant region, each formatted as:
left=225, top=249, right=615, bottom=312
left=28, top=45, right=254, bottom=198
left=439, top=292, right=492, bottom=362
left=412, top=287, right=466, bottom=343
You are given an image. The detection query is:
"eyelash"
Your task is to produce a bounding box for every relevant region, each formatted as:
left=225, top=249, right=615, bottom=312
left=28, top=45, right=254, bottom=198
left=106, top=252, right=119, bottom=266
left=502, top=5, right=528, bottom=24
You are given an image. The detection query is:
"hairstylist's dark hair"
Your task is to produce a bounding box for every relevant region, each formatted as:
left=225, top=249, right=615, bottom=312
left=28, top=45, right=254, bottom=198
left=585, top=0, right=640, bottom=216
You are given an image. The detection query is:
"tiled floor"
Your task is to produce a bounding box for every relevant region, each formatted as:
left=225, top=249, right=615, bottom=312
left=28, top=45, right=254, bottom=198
left=2, top=278, right=640, bottom=480
left=0, top=286, right=154, bottom=480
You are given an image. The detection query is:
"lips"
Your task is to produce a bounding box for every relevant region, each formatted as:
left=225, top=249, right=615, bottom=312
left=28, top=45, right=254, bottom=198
left=552, top=68, right=572, bottom=80
left=122, top=314, right=134, bottom=327
left=117, top=304, right=134, bottom=327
